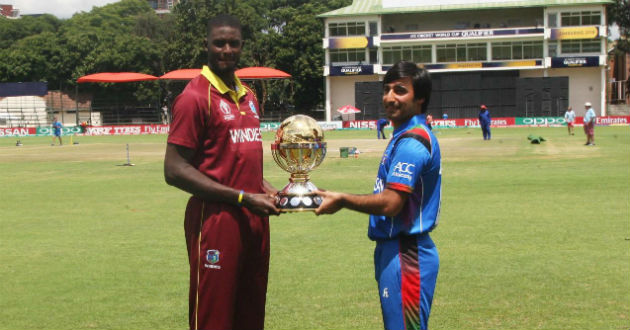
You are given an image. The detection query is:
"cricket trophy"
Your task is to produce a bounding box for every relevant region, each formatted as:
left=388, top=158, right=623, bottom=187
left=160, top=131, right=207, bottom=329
left=271, top=114, right=327, bottom=212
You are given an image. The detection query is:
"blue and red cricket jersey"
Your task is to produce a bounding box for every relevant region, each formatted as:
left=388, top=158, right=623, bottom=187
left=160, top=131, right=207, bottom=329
left=370, top=114, right=441, bottom=330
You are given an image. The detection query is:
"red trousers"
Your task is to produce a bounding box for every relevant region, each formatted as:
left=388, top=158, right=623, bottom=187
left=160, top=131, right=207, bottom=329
left=184, top=197, right=270, bottom=330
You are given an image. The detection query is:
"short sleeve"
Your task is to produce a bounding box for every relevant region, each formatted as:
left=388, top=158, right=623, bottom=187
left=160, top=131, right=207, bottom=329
left=167, top=91, right=207, bottom=150
left=386, top=138, right=430, bottom=193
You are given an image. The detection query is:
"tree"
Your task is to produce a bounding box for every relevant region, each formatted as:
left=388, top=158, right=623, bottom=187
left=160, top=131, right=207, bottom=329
left=165, top=0, right=351, bottom=115
left=607, top=0, right=630, bottom=53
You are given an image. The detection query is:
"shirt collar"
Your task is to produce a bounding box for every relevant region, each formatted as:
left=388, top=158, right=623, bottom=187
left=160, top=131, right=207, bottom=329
left=393, top=114, right=426, bottom=137
left=200, top=65, right=247, bottom=103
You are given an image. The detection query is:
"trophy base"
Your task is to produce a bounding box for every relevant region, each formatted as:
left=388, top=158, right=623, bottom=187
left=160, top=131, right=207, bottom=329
left=275, top=193, right=323, bottom=212
left=275, top=180, right=322, bottom=212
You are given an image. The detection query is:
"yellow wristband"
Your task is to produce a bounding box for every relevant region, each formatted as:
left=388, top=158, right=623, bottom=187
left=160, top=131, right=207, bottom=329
left=237, top=190, right=244, bottom=206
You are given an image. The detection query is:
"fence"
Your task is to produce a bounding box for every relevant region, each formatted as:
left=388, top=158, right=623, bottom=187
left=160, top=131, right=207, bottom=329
left=0, top=91, right=166, bottom=128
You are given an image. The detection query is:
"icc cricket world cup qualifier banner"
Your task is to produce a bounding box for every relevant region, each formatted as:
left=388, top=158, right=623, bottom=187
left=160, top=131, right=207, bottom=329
left=1, top=117, right=629, bottom=137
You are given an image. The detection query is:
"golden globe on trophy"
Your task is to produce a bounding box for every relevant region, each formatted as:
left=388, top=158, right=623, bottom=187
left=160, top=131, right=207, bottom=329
left=271, top=115, right=327, bottom=212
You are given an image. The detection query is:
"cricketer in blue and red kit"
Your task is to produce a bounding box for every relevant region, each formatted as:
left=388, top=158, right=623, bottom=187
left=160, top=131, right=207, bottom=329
left=371, top=113, right=441, bottom=330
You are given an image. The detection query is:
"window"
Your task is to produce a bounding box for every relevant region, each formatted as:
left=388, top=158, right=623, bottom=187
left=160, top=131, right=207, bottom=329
left=491, top=41, right=543, bottom=60
left=548, top=41, right=558, bottom=57
left=561, top=40, right=600, bottom=54
left=548, top=13, right=557, bottom=28
left=492, top=42, right=512, bottom=60
left=436, top=43, right=487, bottom=62
left=369, top=49, right=378, bottom=64
left=562, top=40, right=581, bottom=53
left=561, top=11, right=601, bottom=26
left=581, top=11, right=601, bottom=25
left=561, top=12, right=581, bottom=26
left=382, top=45, right=432, bottom=65
left=369, top=22, right=378, bottom=36
left=329, top=48, right=366, bottom=64
left=436, top=44, right=462, bottom=62
left=329, top=22, right=366, bottom=37
left=467, top=43, right=487, bottom=61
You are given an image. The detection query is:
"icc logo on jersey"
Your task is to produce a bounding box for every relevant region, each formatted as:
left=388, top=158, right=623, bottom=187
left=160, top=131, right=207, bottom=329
left=220, top=100, right=235, bottom=121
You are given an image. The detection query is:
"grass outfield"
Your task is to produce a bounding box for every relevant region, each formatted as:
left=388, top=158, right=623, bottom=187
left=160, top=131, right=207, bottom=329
left=0, top=126, right=628, bottom=329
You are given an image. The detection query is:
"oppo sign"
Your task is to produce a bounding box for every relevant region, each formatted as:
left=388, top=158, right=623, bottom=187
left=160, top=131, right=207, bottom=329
left=518, top=117, right=566, bottom=126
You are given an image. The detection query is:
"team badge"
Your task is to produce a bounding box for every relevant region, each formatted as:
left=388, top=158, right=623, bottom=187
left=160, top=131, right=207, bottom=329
left=206, top=249, right=220, bottom=264
left=249, top=101, right=259, bottom=118
left=219, top=100, right=235, bottom=121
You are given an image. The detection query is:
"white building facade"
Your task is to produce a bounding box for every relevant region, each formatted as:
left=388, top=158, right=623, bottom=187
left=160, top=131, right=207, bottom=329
left=319, top=0, right=612, bottom=121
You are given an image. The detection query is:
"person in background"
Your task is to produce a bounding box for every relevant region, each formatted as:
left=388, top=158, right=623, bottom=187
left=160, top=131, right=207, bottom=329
left=583, top=102, right=596, bottom=146
left=315, top=61, right=442, bottom=330
left=564, top=106, right=576, bottom=135
left=163, top=14, right=280, bottom=330
left=377, top=118, right=389, bottom=139
left=426, top=113, right=433, bottom=130
left=51, top=117, right=63, bottom=146
left=478, top=104, right=491, bottom=140
left=442, top=111, right=448, bottom=120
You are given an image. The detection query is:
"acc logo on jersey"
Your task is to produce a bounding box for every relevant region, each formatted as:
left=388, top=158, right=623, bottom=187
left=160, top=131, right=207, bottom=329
left=391, top=161, right=414, bottom=181
left=219, top=100, right=235, bottom=121
left=393, top=162, right=415, bottom=174
left=248, top=100, right=259, bottom=118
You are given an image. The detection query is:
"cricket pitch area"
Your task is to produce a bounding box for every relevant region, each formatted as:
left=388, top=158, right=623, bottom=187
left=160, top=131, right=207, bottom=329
left=1, top=126, right=628, bottom=329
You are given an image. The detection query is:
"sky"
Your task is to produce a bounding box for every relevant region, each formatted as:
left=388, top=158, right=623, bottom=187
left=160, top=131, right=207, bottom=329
left=9, top=0, right=121, bottom=18
left=6, top=0, right=621, bottom=39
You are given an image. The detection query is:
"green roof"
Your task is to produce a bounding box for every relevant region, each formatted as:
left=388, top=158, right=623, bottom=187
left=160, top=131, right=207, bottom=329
left=318, top=0, right=613, bottom=17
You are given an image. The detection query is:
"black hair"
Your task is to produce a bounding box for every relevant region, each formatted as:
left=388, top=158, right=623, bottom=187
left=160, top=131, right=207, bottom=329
left=207, top=14, right=242, bottom=36
left=383, top=61, right=432, bottom=112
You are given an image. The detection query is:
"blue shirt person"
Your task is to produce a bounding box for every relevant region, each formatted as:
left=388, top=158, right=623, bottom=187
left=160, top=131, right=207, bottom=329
left=376, top=118, right=389, bottom=139
left=316, top=61, right=442, bottom=330
left=478, top=104, right=491, bottom=140
left=51, top=117, right=63, bottom=146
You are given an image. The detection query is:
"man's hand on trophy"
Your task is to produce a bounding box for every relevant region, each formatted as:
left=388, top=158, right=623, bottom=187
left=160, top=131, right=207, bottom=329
left=244, top=193, right=281, bottom=216
left=313, top=189, right=344, bottom=215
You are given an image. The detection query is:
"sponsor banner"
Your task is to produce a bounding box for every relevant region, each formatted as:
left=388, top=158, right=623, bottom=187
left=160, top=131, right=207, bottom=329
left=595, top=116, right=630, bottom=126
left=0, top=127, right=36, bottom=137
left=425, top=60, right=542, bottom=70
left=328, top=36, right=373, bottom=49
left=551, top=56, right=600, bottom=68
left=381, top=28, right=543, bottom=41
left=37, top=126, right=83, bottom=136
left=441, top=117, right=515, bottom=127
left=329, top=65, right=375, bottom=76
left=260, top=122, right=281, bottom=132
left=318, top=121, right=343, bottom=130
left=549, top=26, right=599, bottom=40
left=516, top=117, right=566, bottom=126
left=81, top=125, right=170, bottom=136
left=343, top=120, right=378, bottom=129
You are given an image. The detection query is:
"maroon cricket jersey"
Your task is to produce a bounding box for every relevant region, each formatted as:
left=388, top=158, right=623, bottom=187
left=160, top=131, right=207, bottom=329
left=168, top=65, right=264, bottom=194
left=168, top=66, right=270, bottom=330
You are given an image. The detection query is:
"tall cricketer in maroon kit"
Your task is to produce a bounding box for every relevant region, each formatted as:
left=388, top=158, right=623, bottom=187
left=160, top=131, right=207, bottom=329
left=164, top=15, right=280, bottom=330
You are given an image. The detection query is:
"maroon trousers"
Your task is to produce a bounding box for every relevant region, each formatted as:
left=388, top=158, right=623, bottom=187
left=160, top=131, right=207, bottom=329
left=184, top=197, right=270, bottom=330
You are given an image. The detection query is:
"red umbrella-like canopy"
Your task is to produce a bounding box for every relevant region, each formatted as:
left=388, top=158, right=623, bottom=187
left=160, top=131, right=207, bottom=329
left=77, top=72, right=159, bottom=83
left=160, top=69, right=202, bottom=80
left=337, top=104, right=361, bottom=115
left=235, top=67, right=291, bottom=79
